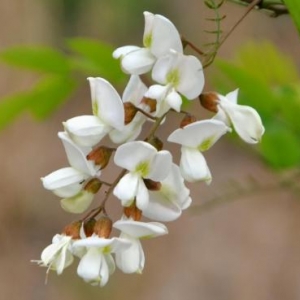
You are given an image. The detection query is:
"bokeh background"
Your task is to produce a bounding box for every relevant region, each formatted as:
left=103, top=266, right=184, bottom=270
left=1, top=0, right=300, bottom=299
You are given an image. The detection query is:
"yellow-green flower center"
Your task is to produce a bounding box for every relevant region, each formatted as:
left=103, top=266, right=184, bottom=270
left=143, top=33, right=153, bottom=48
left=166, top=69, right=180, bottom=87
left=135, top=161, right=150, bottom=177
left=198, top=137, right=215, bottom=152
left=92, top=100, right=99, bottom=116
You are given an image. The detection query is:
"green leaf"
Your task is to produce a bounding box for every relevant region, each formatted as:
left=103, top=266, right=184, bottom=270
left=28, top=76, right=77, bottom=119
left=0, top=46, right=71, bottom=74
left=67, top=38, right=126, bottom=84
left=0, top=93, right=31, bottom=130
left=283, top=0, right=300, bottom=34
left=259, top=122, right=300, bottom=169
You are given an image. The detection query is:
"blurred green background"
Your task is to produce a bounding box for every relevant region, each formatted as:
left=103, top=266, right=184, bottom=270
left=1, top=1, right=300, bottom=299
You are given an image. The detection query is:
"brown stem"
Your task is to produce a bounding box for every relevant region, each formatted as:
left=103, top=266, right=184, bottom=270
left=181, top=36, right=205, bottom=55
left=135, top=107, right=158, bottom=120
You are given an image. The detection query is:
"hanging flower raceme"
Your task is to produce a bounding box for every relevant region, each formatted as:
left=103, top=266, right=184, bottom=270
left=113, top=11, right=183, bottom=75
left=113, top=219, right=168, bottom=274
left=145, top=50, right=205, bottom=117
left=113, top=141, right=172, bottom=210
left=63, top=77, right=125, bottom=147
left=168, top=120, right=230, bottom=183
left=201, top=89, right=265, bottom=144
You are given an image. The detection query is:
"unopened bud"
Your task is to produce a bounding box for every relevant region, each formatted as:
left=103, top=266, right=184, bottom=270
left=199, top=92, right=219, bottom=113
left=124, top=102, right=138, bottom=124
left=62, top=221, right=82, bottom=239
left=84, top=218, right=96, bottom=237
left=93, top=216, right=113, bottom=238
left=145, top=136, right=163, bottom=151
left=143, top=179, right=162, bottom=191
left=124, top=202, right=142, bottom=221
left=180, top=113, right=197, bottom=128
left=141, top=97, right=156, bottom=113
left=84, top=178, right=102, bottom=194
left=87, top=146, right=114, bottom=170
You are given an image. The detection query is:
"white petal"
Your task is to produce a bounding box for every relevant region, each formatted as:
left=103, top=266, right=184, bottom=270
left=122, top=75, right=147, bottom=106
left=113, top=220, right=168, bottom=238
left=180, top=147, right=212, bottom=183
left=149, top=14, right=183, bottom=57
left=77, top=247, right=102, bottom=284
left=41, top=167, right=87, bottom=198
left=113, top=45, right=141, bottom=59
left=165, top=90, right=182, bottom=112
left=175, top=54, right=205, bottom=99
left=73, top=236, right=114, bottom=249
left=109, top=113, right=146, bottom=144
left=168, top=119, right=229, bottom=149
left=220, top=101, right=265, bottom=144
left=143, top=191, right=182, bottom=222
left=114, top=141, right=156, bottom=171
left=99, top=255, right=110, bottom=287
left=115, top=234, right=144, bottom=274
left=88, top=77, right=124, bottom=131
left=213, top=106, right=231, bottom=126
left=60, top=191, right=94, bottom=214
left=121, top=48, right=156, bottom=75
left=136, top=179, right=149, bottom=210
left=113, top=173, right=139, bottom=206
left=147, top=150, right=172, bottom=181
left=58, top=132, right=99, bottom=176
left=64, top=115, right=109, bottom=147
left=105, top=253, right=116, bottom=276
left=55, top=243, right=74, bottom=275
left=225, top=89, right=239, bottom=104
left=152, top=54, right=174, bottom=85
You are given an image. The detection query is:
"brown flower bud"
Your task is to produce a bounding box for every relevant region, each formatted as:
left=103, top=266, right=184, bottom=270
left=93, top=216, right=113, bottom=238
left=84, top=178, right=102, bottom=194
left=143, top=179, right=162, bottom=191
left=124, top=102, right=138, bottom=124
left=141, top=97, right=157, bottom=113
left=199, top=92, right=219, bottom=113
left=145, top=136, right=163, bottom=151
left=84, top=218, right=96, bottom=237
left=180, top=113, right=197, bottom=128
left=123, top=202, right=142, bottom=221
left=87, top=146, right=114, bottom=170
left=62, top=221, right=82, bottom=239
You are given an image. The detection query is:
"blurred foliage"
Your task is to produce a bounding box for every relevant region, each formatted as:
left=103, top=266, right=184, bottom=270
left=0, top=39, right=126, bottom=130
left=212, top=41, right=300, bottom=170
left=283, top=0, right=300, bottom=33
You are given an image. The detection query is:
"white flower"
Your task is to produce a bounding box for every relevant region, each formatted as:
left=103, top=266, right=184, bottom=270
left=72, top=236, right=130, bottom=287
left=168, top=120, right=229, bottom=183
left=109, top=75, right=148, bottom=144
left=32, top=234, right=74, bottom=275
left=113, top=141, right=172, bottom=210
left=143, top=164, right=191, bottom=222
left=213, top=89, right=265, bottom=144
left=145, top=50, right=205, bottom=117
left=113, top=219, right=168, bottom=274
left=63, top=77, right=124, bottom=147
left=113, top=11, right=183, bottom=75
left=41, top=132, right=100, bottom=213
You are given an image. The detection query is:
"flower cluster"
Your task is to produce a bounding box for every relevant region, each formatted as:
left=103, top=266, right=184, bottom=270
left=33, top=11, right=264, bottom=287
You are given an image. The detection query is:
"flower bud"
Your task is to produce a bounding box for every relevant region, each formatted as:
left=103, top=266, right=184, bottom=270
left=143, top=179, right=162, bottom=191
left=84, top=178, right=102, bottom=194
left=84, top=218, right=96, bottom=237
left=141, top=97, right=157, bottom=113
left=93, top=216, right=113, bottom=238
left=123, top=202, right=142, bottom=221
left=87, top=146, right=114, bottom=170
left=199, top=92, right=219, bottom=113
left=180, top=113, right=197, bottom=128
left=145, top=136, right=163, bottom=151
left=124, top=102, right=138, bottom=124
left=62, top=221, right=82, bottom=239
